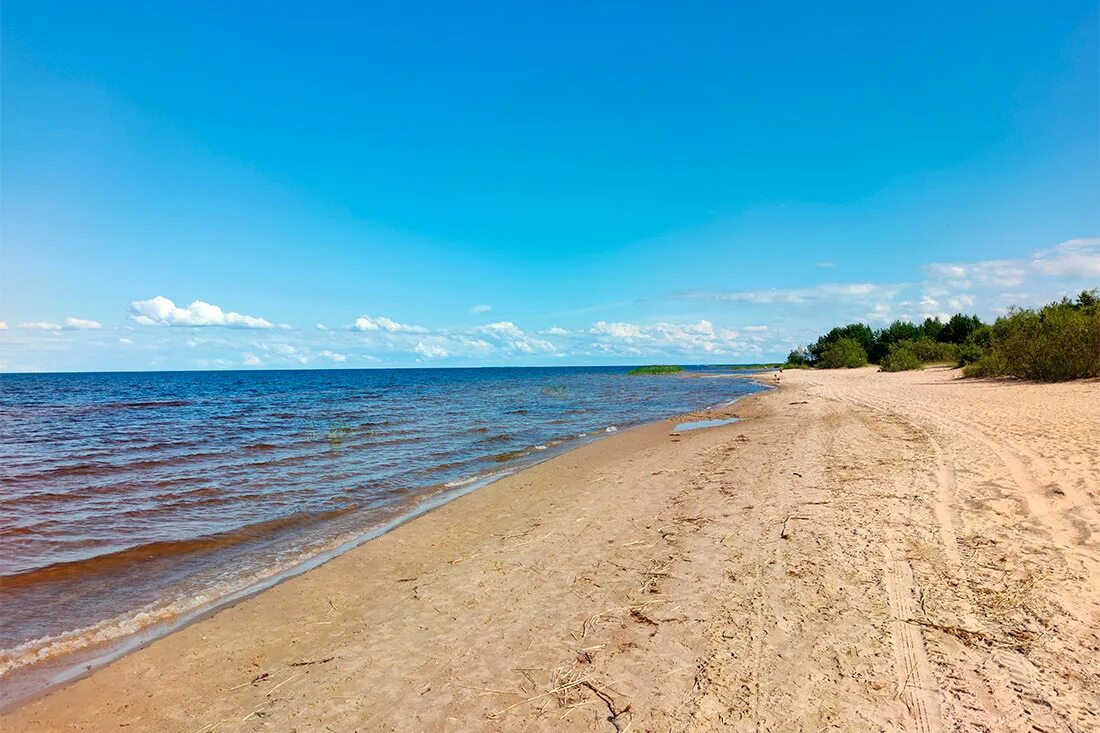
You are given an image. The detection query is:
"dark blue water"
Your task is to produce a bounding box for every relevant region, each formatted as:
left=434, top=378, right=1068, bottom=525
left=0, top=366, right=762, bottom=687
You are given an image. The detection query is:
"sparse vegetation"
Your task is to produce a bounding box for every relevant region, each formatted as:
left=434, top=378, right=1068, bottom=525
left=788, top=289, right=1098, bottom=381
left=963, top=291, right=1100, bottom=381
left=879, top=344, right=924, bottom=372
left=627, top=365, right=684, bottom=376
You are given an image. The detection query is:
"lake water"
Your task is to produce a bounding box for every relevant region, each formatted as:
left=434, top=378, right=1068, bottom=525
left=0, top=366, right=763, bottom=698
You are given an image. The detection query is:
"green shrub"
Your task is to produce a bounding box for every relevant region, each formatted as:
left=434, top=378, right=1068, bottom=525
left=962, top=350, right=1008, bottom=378
left=957, top=342, right=983, bottom=366
left=627, top=365, right=683, bottom=376
left=978, top=300, right=1100, bottom=381
left=880, top=346, right=924, bottom=372
left=818, top=337, right=868, bottom=369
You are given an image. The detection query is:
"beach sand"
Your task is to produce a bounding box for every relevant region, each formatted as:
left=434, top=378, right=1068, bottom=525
left=4, top=366, right=1098, bottom=731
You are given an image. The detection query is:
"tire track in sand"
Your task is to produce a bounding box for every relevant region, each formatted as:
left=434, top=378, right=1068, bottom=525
left=884, top=546, right=944, bottom=733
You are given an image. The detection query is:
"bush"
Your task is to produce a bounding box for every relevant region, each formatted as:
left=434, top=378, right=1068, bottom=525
left=978, top=301, right=1100, bottom=381
left=627, top=365, right=683, bottom=376
left=818, top=337, right=868, bottom=369
left=963, top=350, right=1008, bottom=378
left=880, top=346, right=924, bottom=372
left=962, top=292, right=1100, bottom=381
left=957, top=342, right=983, bottom=366
left=907, top=337, right=959, bottom=363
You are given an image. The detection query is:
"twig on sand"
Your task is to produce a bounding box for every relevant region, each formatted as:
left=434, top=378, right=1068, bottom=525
left=289, top=656, right=335, bottom=667
left=487, top=676, right=593, bottom=717
left=780, top=515, right=809, bottom=540
left=265, top=674, right=298, bottom=697
left=228, top=672, right=271, bottom=691
left=582, top=680, right=632, bottom=733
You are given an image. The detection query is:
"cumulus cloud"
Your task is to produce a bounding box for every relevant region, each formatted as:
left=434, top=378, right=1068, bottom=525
left=243, top=353, right=262, bottom=366
left=315, top=322, right=328, bottom=330
left=64, top=317, right=103, bottom=330
left=0, top=321, right=7, bottom=330
left=319, top=350, right=347, bottom=363
left=352, top=315, right=427, bottom=333
left=590, top=319, right=744, bottom=355
left=543, top=326, right=570, bottom=336
left=469, top=304, right=492, bottom=314
left=130, top=296, right=274, bottom=328
left=414, top=341, right=448, bottom=358
left=921, top=237, right=1100, bottom=316
left=591, top=321, right=649, bottom=341
left=477, top=321, right=556, bottom=354
left=118, top=337, right=134, bottom=345
left=18, top=321, right=63, bottom=330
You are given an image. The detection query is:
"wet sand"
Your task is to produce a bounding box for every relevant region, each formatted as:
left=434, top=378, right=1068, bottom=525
left=4, top=366, right=1098, bottom=731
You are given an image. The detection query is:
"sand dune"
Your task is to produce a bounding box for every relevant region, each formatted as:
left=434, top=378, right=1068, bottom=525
left=4, top=366, right=1098, bottom=731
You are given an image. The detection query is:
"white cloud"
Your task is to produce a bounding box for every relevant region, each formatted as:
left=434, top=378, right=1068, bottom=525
left=1030, top=238, right=1100, bottom=279
left=414, top=341, right=448, bottom=358
left=457, top=336, right=494, bottom=354
left=477, top=321, right=556, bottom=354
left=64, top=317, right=103, bottom=330
left=591, top=321, right=649, bottom=341
left=543, top=326, right=569, bottom=336
left=927, top=238, right=1100, bottom=291
left=130, top=296, right=274, bottom=328
left=590, top=319, right=744, bottom=355
left=243, top=353, right=262, bottom=366
left=118, top=337, right=134, bottom=345
left=677, top=282, right=903, bottom=305
left=478, top=321, right=524, bottom=338
left=315, top=322, right=328, bottom=330
left=946, top=294, right=976, bottom=310
left=319, top=350, right=347, bottom=363
left=921, top=237, right=1100, bottom=315
left=815, top=261, right=837, bottom=268
left=352, top=315, right=428, bottom=333
left=18, top=321, right=62, bottom=330
left=469, top=304, right=492, bottom=314
left=0, top=322, right=8, bottom=330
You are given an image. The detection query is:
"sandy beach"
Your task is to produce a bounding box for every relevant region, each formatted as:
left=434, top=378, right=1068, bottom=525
left=4, top=366, right=1098, bottom=732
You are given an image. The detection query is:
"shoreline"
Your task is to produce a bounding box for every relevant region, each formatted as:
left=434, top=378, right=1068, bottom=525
left=0, top=378, right=771, bottom=712
left=5, top=367, right=1097, bottom=731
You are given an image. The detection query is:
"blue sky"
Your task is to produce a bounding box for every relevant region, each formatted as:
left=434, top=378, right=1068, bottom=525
left=2, top=1, right=1098, bottom=371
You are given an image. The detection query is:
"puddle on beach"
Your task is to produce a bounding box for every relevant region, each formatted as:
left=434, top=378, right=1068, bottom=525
left=673, top=416, right=741, bottom=431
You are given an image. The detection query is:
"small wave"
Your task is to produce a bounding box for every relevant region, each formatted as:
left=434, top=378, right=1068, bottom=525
left=98, top=400, right=192, bottom=411
left=605, top=425, right=618, bottom=433
left=490, top=449, right=529, bottom=463
left=0, top=505, right=359, bottom=589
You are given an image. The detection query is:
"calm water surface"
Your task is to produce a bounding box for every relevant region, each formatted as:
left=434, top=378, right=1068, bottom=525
left=0, top=366, right=763, bottom=694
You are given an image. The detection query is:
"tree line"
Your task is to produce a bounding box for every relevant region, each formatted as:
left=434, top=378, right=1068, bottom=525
left=785, top=290, right=1099, bottom=381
